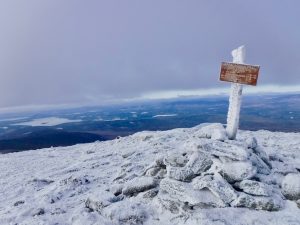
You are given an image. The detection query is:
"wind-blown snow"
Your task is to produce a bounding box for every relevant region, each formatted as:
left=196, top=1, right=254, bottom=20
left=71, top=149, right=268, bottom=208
left=0, top=124, right=300, bottom=225
left=13, top=117, right=82, bottom=127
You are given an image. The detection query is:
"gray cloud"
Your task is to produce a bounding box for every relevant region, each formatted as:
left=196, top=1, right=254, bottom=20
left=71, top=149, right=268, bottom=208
left=0, top=0, right=300, bottom=108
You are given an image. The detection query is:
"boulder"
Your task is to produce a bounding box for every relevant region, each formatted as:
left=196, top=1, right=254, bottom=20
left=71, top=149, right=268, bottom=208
left=166, top=166, right=195, bottom=182
left=272, top=161, right=298, bottom=175
left=185, top=151, right=213, bottom=175
left=252, top=146, right=271, bottom=168
left=235, top=180, right=272, bottom=197
left=201, top=142, right=250, bottom=161
left=122, top=177, right=157, bottom=196
left=192, top=174, right=238, bottom=204
left=219, top=161, right=257, bottom=183
left=159, top=178, right=226, bottom=208
left=250, top=153, right=271, bottom=175
left=231, top=192, right=283, bottom=211
left=281, top=173, right=300, bottom=200
left=163, top=154, right=188, bottom=167
left=166, top=151, right=213, bottom=182
left=195, top=123, right=226, bottom=140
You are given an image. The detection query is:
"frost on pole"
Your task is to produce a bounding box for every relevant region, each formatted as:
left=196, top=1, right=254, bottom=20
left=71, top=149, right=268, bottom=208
left=219, top=46, right=260, bottom=140
left=226, top=45, right=245, bottom=140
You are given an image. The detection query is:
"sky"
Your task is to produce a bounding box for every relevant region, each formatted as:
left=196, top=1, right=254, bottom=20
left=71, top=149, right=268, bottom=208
left=0, top=0, right=300, bottom=109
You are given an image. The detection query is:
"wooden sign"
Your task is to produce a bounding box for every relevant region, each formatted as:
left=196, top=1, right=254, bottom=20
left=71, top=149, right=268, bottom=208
left=220, top=62, right=260, bottom=86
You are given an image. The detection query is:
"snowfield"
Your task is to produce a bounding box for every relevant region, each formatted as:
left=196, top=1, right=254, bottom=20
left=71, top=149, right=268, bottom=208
left=13, top=117, right=82, bottom=127
left=0, top=123, right=300, bottom=225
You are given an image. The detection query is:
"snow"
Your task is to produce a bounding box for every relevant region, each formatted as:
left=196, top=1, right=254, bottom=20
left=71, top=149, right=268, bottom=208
left=281, top=173, right=300, bottom=200
left=103, top=118, right=126, bottom=122
left=0, top=123, right=300, bottom=225
left=152, top=114, right=177, bottom=118
left=0, top=117, right=28, bottom=122
left=13, top=117, right=82, bottom=127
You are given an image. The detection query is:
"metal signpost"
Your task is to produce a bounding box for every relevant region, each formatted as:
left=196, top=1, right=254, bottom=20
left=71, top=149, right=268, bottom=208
left=220, top=46, right=260, bottom=140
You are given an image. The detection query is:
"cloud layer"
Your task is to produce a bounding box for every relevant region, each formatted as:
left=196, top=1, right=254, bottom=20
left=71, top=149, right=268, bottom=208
left=0, top=1, right=300, bottom=108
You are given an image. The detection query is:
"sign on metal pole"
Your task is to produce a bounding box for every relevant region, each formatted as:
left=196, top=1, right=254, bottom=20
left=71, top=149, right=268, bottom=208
left=220, top=46, right=260, bottom=140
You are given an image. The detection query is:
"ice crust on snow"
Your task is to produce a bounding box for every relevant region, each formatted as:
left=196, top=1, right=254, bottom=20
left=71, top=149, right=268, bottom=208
left=1, top=123, right=300, bottom=225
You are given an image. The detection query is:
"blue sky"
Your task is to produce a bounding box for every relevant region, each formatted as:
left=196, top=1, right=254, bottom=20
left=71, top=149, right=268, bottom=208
left=0, top=1, right=300, bottom=108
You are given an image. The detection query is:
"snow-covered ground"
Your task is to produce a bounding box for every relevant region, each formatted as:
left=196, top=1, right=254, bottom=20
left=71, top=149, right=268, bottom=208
left=13, top=117, right=82, bottom=127
left=0, top=123, right=300, bottom=225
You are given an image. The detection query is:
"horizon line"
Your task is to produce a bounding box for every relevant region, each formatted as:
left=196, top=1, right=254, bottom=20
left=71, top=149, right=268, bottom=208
left=0, top=84, right=299, bottom=115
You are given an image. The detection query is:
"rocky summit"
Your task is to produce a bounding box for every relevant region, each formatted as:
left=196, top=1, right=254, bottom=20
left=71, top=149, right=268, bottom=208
left=1, top=123, right=300, bottom=225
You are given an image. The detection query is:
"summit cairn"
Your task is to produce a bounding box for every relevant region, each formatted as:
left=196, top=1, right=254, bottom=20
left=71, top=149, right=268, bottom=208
left=150, top=124, right=283, bottom=213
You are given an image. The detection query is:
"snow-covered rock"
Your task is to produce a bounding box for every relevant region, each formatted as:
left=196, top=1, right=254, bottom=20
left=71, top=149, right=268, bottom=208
left=219, top=161, right=257, bottom=183
left=166, top=151, right=213, bottom=181
left=281, top=173, right=300, bottom=200
left=192, top=174, right=238, bottom=204
left=231, top=192, right=283, bottom=211
left=195, top=123, right=227, bottom=141
left=201, top=141, right=250, bottom=161
left=159, top=178, right=226, bottom=209
left=166, top=166, right=194, bottom=182
left=234, top=180, right=272, bottom=197
left=163, top=153, right=188, bottom=167
left=249, top=153, right=271, bottom=175
left=122, top=177, right=158, bottom=196
left=185, top=151, right=213, bottom=175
